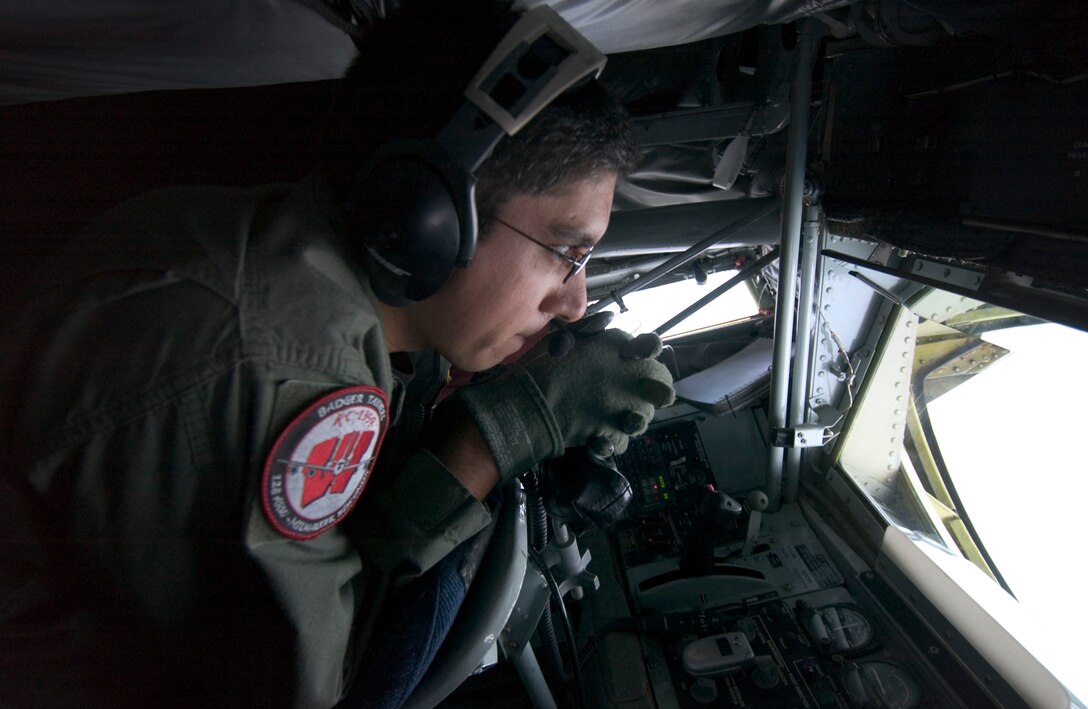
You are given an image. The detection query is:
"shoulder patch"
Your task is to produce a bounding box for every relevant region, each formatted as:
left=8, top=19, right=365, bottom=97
left=261, top=385, right=389, bottom=540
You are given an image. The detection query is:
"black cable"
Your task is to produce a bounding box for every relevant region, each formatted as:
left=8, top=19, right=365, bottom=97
left=527, top=547, right=588, bottom=709
left=521, top=471, right=566, bottom=681
left=576, top=616, right=642, bottom=670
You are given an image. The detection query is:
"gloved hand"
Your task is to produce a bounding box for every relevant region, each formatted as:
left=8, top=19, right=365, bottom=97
left=453, top=317, right=675, bottom=481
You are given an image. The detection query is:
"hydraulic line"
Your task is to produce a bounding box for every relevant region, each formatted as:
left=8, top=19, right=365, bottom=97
left=783, top=205, right=823, bottom=502
left=765, top=18, right=818, bottom=510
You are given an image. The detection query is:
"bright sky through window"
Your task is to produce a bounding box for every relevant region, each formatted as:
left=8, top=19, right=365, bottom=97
left=926, top=322, right=1088, bottom=702
left=597, top=270, right=759, bottom=337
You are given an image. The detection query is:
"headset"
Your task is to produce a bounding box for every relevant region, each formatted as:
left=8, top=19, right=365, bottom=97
left=351, top=5, right=606, bottom=306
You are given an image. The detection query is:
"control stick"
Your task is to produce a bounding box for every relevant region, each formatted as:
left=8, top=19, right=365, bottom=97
left=679, top=487, right=743, bottom=576
left=741, top=489, right=769, bottom=556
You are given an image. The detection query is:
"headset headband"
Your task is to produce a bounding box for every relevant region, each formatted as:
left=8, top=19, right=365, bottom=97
left=438, top=4, right=607, bottom=174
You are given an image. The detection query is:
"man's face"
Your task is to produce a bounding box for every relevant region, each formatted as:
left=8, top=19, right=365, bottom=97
left=406, top=173, right=617, bottom=372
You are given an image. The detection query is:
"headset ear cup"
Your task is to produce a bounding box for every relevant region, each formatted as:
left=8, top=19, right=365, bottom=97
left=352, top=155, right=467, bottom=305
left=346, top=6, right=603, bottom=307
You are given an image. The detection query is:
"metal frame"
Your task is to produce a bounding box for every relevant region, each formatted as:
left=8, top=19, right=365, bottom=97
left=765, top=19, right=821, bottom=509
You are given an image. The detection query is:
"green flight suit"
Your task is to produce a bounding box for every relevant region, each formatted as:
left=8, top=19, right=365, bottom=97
left=0, top=177, right=491, bottom=707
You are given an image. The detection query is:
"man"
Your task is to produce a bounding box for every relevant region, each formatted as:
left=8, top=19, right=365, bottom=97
left=0, top=1, right=673, bottom=706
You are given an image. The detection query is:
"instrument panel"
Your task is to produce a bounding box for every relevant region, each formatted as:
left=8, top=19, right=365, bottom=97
left=591, top=415, right=976, bottom=709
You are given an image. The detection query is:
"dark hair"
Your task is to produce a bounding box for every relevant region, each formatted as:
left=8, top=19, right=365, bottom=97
left=325, top=0, right=640, bottom=220
left=474, top=81, right=640, bottom=234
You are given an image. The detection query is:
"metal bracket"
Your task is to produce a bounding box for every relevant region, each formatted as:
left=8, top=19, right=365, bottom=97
left=499, top=531, right=597, bottom=659
left=903, top=256, right=986, bottom=291
left=772, top=425, right=830, bottom=448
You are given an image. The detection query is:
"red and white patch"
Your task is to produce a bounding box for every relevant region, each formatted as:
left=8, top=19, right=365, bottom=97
left=261, top=386, right=389, bottom=540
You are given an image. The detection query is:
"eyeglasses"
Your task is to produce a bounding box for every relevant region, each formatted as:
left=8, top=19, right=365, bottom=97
left=490, top=216, right=594, bottom=284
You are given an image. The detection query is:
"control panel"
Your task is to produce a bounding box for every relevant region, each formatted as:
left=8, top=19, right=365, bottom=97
left=633, top=586, right=941, bottom=708
left=596, top=416, right=966, bottom=709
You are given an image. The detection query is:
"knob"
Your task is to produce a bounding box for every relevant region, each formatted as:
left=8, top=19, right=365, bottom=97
left=751, top=655, right=780, bottom=689
left=747, top=489, right=769, bottom=512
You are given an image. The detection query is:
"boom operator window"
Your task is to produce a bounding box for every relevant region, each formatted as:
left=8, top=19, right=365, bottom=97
left=836, top=285, right=1088, bottom=703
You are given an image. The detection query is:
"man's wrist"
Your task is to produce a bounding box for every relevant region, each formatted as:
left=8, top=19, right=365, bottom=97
left=429, top=419, right=500, bottom=501
left=453, top=370, right=564, bottom=479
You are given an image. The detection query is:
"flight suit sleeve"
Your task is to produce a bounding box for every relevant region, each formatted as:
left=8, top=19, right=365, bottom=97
left=246, top=376, right=492, bottom=706
left=349, top=448, right=493, bottom=578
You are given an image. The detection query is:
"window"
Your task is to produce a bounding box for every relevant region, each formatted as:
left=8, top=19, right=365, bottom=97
left=596, top=269, right=760, bottom=337
left=920, top=319, right=1088, bottom=701
left=836, top=286, right=1088, bottom=702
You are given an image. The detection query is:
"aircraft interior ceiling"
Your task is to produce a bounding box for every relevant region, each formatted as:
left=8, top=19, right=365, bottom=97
left=0, top=0, right=842, bottom=106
